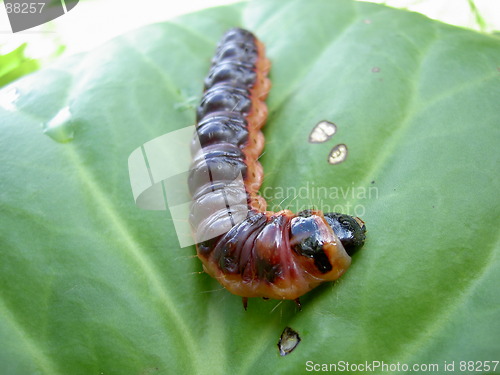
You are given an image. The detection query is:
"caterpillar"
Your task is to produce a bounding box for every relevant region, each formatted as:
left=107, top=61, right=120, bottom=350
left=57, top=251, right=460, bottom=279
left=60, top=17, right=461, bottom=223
left=188, top=28, right=366, bottom=309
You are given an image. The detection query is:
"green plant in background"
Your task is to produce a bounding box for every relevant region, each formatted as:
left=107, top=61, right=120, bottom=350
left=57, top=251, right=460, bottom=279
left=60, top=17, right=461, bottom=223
left=1, top=0, right=498, bottom=86
left=0, top=44, right=39, bottom=87
left=0, top=0, right=499, bottom=374
left=0, top=31, right=65, bottom=88
left=371, top=0, right=499, bottom=33
left=466, top=0, right=488, bottom=31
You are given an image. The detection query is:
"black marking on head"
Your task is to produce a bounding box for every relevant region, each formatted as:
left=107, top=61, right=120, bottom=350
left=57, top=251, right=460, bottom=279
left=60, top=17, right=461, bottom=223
left=296, top=236, right=332, bottom=273
left=324, top=213, right=366, bottom=255
left=291, top=216, right=333, bottom=274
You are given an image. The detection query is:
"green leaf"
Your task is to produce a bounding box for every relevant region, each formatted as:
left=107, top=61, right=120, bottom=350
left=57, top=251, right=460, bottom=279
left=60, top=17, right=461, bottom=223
left=0, top=43, right=40, bottom=88
left=1, top=0, right=499, bottom=374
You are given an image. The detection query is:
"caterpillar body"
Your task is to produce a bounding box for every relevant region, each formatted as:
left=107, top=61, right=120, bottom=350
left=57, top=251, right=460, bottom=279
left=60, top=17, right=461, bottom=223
left=188, top=28, right=366, bottom=309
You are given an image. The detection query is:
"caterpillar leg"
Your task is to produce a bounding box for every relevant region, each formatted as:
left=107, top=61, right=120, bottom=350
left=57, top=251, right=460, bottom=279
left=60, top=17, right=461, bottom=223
left=294, top=298, right=302, bottom=311
left=242, top=297, right=248, bottom=310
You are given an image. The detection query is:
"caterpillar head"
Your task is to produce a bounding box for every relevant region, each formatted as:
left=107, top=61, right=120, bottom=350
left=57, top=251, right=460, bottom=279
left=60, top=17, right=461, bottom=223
left=323, top=212, right=366, bottom=255
left=294, top=210, right=366, bottom=255
left=290, top=209, right=365, bottom=282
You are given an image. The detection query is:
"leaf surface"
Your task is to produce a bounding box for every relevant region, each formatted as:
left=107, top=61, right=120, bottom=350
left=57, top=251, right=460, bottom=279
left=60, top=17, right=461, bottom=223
left=1, top=1, right=499, bottom=374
